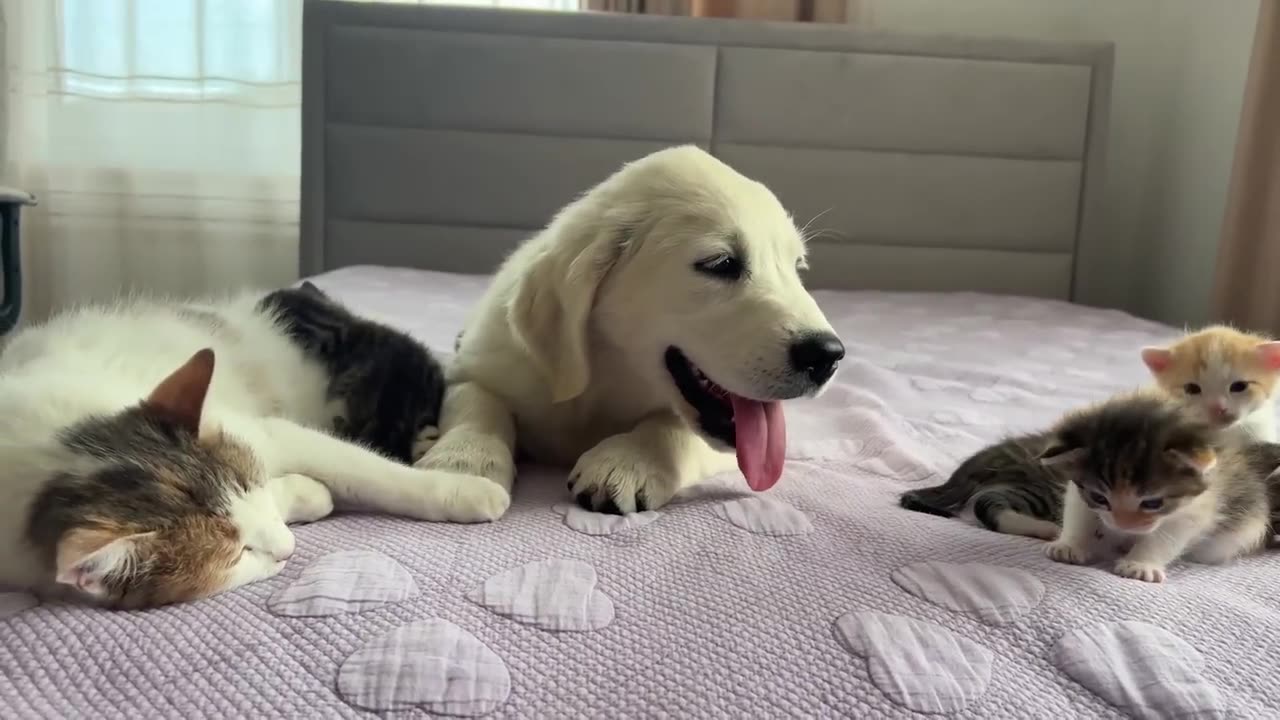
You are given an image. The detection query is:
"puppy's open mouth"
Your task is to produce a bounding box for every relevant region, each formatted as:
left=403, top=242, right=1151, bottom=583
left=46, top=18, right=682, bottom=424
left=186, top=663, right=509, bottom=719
left=664, top=347, right=786, bottom=491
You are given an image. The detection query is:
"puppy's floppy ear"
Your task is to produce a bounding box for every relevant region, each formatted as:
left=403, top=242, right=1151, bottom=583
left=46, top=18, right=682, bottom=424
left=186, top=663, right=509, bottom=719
left=509, top=223, right=624, bottom=403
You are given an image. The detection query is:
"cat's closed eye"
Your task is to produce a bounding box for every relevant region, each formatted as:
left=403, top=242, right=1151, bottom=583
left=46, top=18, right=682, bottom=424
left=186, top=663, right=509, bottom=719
left=1087, top=490, right=1110, bottom=508
left=1183, top=383, right=1202, bottom=395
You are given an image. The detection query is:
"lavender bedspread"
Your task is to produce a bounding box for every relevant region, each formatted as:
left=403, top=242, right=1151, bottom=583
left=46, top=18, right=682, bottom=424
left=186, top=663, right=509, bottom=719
left=4, top=266, right=1278, bottom=719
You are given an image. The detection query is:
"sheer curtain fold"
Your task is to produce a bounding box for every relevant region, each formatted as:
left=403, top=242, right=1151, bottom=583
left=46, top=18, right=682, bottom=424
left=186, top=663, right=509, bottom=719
left=2, top=0, right=574, bottom=325
left=1213, top=0, right=1280, bottom=334
left=3, top=0, right=303, bottom=323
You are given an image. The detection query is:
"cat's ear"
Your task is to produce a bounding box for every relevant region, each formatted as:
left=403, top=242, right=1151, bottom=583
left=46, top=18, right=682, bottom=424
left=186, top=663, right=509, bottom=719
left=55, top=527, right=155, bottom=598
left=1165, top=447, right=1218, bottom=475
left=1140, top=346, right=1174, bottom=374
left=1039, top=440, right=1086, bottom=467
left=145, top=348, right=215, bottom=435
left=298, top=281, right=327, bottom=299
left=1255, top=341, right=1280, bottom=371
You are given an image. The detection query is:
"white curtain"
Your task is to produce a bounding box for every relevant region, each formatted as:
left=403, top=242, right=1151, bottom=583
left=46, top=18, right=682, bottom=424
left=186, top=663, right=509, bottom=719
left=2, top=0, right=577, bottom=325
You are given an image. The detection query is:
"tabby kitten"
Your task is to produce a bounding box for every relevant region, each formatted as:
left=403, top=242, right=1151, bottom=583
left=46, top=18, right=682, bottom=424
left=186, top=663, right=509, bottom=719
left=259, top=282, right=444, bottom=463
left=899, top=435, right=1064, bottom=541
left=1042, top=391, right=1276, bottom=583
left=902, top=391, right=1280, bottom=582
left=1142, top=325, right=1280, bottom=442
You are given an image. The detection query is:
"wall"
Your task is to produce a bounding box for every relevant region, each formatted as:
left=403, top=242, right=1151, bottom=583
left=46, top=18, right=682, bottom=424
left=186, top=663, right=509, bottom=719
left=850, top=0, right=1260, bottom=326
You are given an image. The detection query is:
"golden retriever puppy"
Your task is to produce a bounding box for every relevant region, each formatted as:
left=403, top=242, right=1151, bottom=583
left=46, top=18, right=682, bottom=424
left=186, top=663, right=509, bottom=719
left=417, top=145, right=843, bottom=516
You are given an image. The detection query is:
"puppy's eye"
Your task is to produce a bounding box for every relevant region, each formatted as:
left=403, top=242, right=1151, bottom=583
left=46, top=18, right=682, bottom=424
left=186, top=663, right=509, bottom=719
left=1230, top=380, right=1249, bottom=393
left=1087, top=491, right=1110, bottom=508
left=1139, top=498, right=1165, bottom=511
left=1183, top=383, right=1202, bottom=395
left=694, top=255, right=743, bottom=281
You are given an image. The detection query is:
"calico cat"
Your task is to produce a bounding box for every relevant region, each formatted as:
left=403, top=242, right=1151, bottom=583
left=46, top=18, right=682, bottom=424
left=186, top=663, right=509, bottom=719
left=0, top=292, right=506, bottom=608
left=1142, top=325, right=1280, bottom=442
left=259, top=282, right=444, bottom=463
left=902, top=391, right=1280, bottom=582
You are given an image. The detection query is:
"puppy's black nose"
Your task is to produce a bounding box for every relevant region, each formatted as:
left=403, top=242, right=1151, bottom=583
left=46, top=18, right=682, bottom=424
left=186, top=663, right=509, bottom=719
left=789, top=333, right=845, bottom=385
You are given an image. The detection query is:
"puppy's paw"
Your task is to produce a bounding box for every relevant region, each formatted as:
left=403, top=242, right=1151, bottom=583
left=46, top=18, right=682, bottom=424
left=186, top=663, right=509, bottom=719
left=1045, top=541, right=1091, bottom=565
left=410, top=425, right=441, bottom=463
left=442, top=477, right=510, bottom=523
left=1113, top=559, right=1166, bottom=583
left=273, top=473, right=334, bottom=525
left=416, top=430, right=514, bottom=487
left=568, top=439, right=676, bottom=515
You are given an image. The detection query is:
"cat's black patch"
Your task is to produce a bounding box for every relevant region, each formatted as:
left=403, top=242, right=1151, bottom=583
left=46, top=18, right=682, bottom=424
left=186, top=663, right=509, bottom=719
left=259, top=283, right=446, bottom=464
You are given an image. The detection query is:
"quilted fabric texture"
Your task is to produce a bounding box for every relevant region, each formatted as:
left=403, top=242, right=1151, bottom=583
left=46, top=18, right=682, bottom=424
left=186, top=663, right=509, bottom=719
left=3, top=266, right=1280, bottom=718
left=891, top=562, right=1045, bottom=625
left=338, top=619, right=510, bottom=716
left=1053, top=622, right=1227, bottom=719
left=551, top=503, right=662, bottom=536
left=834, top=611, right=994, bottom=714
left=267, top=550, right=420, bottom=618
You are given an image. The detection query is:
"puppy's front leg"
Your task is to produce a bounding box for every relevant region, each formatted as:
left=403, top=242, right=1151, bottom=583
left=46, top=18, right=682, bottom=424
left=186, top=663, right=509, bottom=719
left=416, top=381, right=518, bottom=493
left=569, top=411, right=731, bottom=514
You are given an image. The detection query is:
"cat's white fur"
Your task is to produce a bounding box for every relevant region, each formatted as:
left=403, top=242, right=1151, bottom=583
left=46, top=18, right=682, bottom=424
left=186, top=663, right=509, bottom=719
left=0, top=293, right=506, bottom=598
left=1045, top=456, right=1266, bottom=584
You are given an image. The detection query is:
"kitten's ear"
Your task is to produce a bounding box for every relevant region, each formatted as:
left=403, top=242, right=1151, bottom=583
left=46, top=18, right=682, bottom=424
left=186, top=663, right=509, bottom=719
left=55, top=527, right=155, bottom=598
left=1140, top=346, right=1174, bottom=374
left=1255, top=341, right=1280, bottom=371
left=145, top=348, right=215, bottom=435
left=1165, top=447, right=1218, bottom=475
left=1039, top=440, right=1086, bottom=467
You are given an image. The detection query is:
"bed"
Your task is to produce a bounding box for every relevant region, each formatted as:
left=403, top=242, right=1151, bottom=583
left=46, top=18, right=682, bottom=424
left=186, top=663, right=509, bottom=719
left=5, top=3, right=1278, bottom=719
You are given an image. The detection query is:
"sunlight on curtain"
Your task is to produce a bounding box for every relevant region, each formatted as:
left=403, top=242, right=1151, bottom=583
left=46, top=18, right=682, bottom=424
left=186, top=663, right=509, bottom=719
left=1, top=0, right=576, bottom=324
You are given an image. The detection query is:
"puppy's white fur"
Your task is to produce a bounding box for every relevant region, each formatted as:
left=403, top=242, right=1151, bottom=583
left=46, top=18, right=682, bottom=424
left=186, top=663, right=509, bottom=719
left=419, top=146, right=837, bottom=513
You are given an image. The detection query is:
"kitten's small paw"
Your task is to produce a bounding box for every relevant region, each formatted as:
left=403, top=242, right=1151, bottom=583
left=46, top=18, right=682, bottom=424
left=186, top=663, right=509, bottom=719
left=1045, top=541, right=1090, bottom=565
left=1113, top=559, right=1166, bottom=583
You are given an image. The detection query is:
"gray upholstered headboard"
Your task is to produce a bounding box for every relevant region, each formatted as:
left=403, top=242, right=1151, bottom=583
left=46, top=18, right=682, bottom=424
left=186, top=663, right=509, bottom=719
left=300, top=2, right=1112, bottom=301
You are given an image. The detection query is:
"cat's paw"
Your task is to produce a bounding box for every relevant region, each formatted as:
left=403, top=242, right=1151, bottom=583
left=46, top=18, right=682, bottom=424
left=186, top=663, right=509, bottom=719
left=441, top=477, right=510, bottom=523
left=272, top=473, right=334, bottom=525
left=1113, top=559, right=1166, bottom=583
left=1045, top=541, right=1091, bottom=565
left=410, top=425, right=441, bottom=463
left=568, top=438, right=677, bottom=515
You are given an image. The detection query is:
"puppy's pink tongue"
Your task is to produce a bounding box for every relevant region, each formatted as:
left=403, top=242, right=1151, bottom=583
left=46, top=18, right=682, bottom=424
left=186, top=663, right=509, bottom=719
left=730, top=395, right=787, bottom=491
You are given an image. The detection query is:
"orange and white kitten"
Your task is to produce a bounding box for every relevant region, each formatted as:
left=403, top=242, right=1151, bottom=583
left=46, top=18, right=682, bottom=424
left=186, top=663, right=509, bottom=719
left=1141, top=325, right=1280, bottom=443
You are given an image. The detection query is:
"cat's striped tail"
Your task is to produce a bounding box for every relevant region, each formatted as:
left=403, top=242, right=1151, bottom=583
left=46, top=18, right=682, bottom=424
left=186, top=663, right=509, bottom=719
left=898, top=480, right=972, bottom=518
